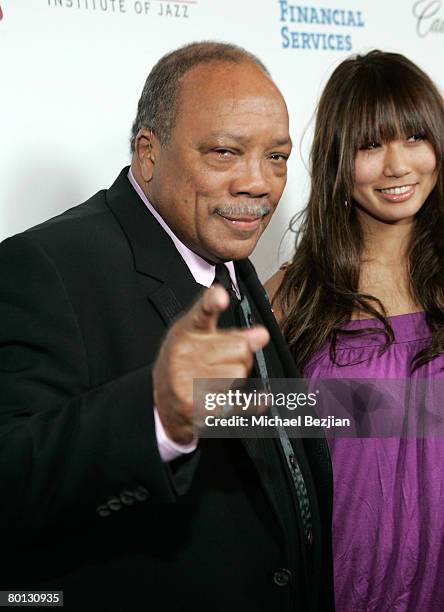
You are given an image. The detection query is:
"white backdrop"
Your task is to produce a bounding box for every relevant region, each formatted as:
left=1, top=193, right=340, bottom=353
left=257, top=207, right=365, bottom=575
left=2, top=0, right=444, bottom=280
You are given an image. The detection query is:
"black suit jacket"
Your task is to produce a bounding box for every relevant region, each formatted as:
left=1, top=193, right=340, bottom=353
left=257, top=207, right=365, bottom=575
left=0, top=168, right=333, bottom=611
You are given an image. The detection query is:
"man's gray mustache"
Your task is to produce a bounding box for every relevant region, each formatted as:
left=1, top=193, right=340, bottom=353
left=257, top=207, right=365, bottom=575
left=215, top=204, right=271, bottom=217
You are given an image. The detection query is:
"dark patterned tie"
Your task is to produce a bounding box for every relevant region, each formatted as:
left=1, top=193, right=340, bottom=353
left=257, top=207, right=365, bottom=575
left=213, top=263, right=241, bottom=328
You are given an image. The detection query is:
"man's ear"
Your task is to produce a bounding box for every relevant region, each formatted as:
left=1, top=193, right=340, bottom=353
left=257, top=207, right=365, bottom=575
left=135, top=127, right=160, bottom=183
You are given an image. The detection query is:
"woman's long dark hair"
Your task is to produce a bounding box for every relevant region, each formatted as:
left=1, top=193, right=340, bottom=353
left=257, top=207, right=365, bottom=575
left=275, top=50, right=444, bottom=373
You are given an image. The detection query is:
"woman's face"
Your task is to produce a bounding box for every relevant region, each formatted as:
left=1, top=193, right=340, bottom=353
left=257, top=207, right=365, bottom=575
left=352, top=135, right=438, bottom=225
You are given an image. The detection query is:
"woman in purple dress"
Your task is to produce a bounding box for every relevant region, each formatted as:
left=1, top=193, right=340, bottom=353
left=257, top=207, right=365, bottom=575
left=266, top=51, right=444, bottom=611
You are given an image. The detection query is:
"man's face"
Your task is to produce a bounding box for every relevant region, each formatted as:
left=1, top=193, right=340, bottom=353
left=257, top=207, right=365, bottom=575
left=142, top=61, right=291, bottom=263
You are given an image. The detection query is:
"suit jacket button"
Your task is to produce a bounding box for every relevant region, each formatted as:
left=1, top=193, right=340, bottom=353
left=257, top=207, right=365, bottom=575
left=107, top=497, right=122, bottom=511
left=96, top=505, right=112, bottom=518
left=273, top=568, right=292, bottom=587
left=134, top=486, right=150, bottom=502
left=120, top=490, right=135, bottom=506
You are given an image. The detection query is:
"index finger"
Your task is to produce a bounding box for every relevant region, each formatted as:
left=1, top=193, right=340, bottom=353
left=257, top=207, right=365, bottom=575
left=181, top=285, right=230, bottom=333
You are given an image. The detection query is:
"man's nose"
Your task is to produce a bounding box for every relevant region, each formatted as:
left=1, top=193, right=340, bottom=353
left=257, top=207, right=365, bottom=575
left=383, top=143, right=411, bottom=178
left=230, top=160, right=272, bottom=198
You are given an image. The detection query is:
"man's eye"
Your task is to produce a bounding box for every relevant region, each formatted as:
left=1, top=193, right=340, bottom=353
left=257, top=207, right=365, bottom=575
left=269, top=153, right=289, bottom=162
left=212, top=149, right=235, bottom=158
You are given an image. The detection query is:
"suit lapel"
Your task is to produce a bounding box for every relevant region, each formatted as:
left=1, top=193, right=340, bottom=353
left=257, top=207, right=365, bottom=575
left=105, top=167, right=204, bottom=326
left=236, top=259, right=301, bottom=377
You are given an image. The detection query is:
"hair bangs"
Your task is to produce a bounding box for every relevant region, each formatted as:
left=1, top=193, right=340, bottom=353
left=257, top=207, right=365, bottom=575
left=348, top=74, right=433, bottom=152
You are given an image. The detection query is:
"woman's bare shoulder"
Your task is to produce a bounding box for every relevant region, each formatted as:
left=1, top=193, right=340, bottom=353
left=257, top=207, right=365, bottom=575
left=264, top=267, right=288, bottom=323
left=264, top=269, right=286, bottom=302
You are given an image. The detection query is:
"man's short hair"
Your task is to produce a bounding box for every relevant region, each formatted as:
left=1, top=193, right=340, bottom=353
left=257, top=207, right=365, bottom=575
left=130, top=41, right=270, bottom=150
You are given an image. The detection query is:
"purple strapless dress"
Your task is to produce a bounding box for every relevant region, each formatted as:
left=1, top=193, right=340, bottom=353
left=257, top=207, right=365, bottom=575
left=304, top=312, right=444, bottom=612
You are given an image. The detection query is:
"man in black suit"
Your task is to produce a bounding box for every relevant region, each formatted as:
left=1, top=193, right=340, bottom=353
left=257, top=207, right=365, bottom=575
left=0, top=42, right=333, bottom=610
